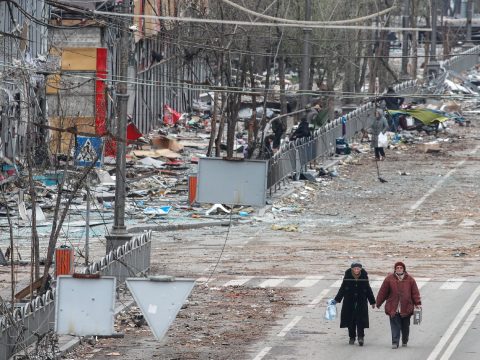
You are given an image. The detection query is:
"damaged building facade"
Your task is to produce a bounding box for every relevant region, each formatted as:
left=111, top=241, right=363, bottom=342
left=0, top=0, right=49, bottom=165
left=1, top=0, right=210, bottom=164
left=47, top=0, right=210, bottom=154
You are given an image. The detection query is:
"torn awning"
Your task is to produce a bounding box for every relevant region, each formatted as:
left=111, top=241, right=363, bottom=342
left=387, top=108, right=450, bottom=126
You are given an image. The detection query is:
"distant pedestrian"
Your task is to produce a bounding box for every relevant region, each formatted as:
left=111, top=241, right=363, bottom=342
left=289, top=117, right=311, bottom=141
left=375, top=87, right=405, bottom=130
left=306, top=104, right=321, bottom=124
left=333, top=262, right=376, bottom=346
left=310, top=104, right=329, bottom=130
left=271, top=118, right=286, bottom=151
left=375, top=261, right=422, bottom=349
left=262, top=134, right=275, bottom=159
left=371, top=109, right=388, bottom=160
left=376, top=87, right=404, bottom=110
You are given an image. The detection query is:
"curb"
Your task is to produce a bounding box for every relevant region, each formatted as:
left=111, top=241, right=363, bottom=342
left=127, top=219, right=252, bottom=233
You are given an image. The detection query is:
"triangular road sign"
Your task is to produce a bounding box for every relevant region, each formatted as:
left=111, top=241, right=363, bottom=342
left=125, top=276, right=195, bottom=340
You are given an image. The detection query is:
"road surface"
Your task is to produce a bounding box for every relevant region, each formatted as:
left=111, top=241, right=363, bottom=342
left=72, top=117, right=480, bottom=360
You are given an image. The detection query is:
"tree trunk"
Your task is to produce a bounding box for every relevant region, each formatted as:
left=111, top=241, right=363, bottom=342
left=207, top=61, right=220, bottom=157
left=215, top=96, right=226, bottom=157
left=356, top=33, right=369, bottom=93
left=247, top=59, right=257, bottom=159
left=411, top=0, right=419, bottom=78
left=207, top=89, right=218, bottom=157
left=278, top=56, right=288, bottom=115
left=423, top=15, right=431, bottom=75
left=443, top=24, right=451, bottom=59
left=226, top=110, right=236, bottom=158
left=344, top=8, right=362, bottom=104
left=342, top=59, right=354, bottom=106
left=326, top=66, right=335, bottom=119
left=368, top=23, right=379, bottom=95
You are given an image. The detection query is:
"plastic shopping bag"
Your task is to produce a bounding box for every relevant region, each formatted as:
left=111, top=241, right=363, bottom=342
left=378, top=132, right=388, bottom=148
left=324, top=299, right=337, bottom=321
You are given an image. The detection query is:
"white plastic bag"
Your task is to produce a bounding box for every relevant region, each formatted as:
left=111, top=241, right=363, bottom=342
left=324, top=299, right=337, bottom=321
left=378, top=132, right=388, bottom=148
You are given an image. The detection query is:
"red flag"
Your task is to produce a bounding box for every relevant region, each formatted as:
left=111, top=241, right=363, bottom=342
left=163, top=104, right=181, bottom=125
left=127, top=122, right=144, bottom=144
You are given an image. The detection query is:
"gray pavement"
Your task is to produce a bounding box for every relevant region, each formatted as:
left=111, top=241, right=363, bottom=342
left=67, top=118, right=480, bottom=359
left=245, top=277, right=480, bottom=360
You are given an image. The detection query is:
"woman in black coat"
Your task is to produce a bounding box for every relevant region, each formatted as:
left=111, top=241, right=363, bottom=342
left=334, top=262, right=376, bottom=346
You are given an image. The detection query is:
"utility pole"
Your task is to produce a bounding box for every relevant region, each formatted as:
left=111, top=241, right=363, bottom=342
left=300, top=0, right=312, bottom=111
left=106, top=0, right=132, bottom=254
left=400, top=0, right=411, bottom=80
left=427, top=0, right=440, bottom=78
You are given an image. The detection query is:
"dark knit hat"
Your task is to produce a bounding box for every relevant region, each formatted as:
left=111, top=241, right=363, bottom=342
left=351, top=262, right=362, bottom=269
left=394, top=261, right=406, bottom=271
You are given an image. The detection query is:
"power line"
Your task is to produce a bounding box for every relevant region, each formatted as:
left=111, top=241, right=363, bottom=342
left=221, top=0, right=398, bottom=25
left=3, top=61, right=476, bottom=101
left=92, top=9, right=432, bottom=32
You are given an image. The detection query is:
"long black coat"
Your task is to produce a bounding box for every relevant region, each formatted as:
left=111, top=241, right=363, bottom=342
left=290, top=120, right=311, bottom=140
left=334, top=268, right=376, bottom=328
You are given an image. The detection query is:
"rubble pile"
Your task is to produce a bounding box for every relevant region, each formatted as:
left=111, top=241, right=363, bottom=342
left=66, top=285, right=295, bottom=360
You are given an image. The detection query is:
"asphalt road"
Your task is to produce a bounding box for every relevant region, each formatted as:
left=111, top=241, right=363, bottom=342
left=78, top=118, right=480, bottom=359
left=245, top=276, right=480, bottom=360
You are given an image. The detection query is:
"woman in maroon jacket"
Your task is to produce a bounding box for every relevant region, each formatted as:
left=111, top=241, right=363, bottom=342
left=376, top=261, right=422, bottom=349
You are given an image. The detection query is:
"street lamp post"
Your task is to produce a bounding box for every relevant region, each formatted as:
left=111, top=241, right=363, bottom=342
left=105, top=0, right=132, bottom=254
left=300, top=0, right=312, bottom=110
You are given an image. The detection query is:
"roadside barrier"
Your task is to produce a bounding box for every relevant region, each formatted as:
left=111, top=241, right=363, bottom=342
left=268, top=46, right=480, bottom=193
left=83, top=230, right=152, bottom=284
left=0, top=290, right=55, bottom=359
left=0, top=231, right=151, bottom=358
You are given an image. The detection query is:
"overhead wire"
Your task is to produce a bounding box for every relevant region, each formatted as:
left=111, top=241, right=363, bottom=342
left=47, top=9, right=462, bottom=63
left=37, top=0, right=470, bottom=74
left=3, top=60, right=476, bottom=101
left=4, top=0, right=103, bottom=30
left=92, top=8, right=432, bottom=32
left=3, top=1, right=474, bottom=105
left=221, top=0, right=397, bottom=25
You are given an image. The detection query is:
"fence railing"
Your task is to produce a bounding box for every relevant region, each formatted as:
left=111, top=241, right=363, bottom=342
left=0, top=290, right=56, bottom=359
left=83, top=231, right=152, bottom=284
left=443, top=45, right=480, bottom=73
left=0, top=231, right=152, bottom=359
left=267, top=46, right=480, bottom=192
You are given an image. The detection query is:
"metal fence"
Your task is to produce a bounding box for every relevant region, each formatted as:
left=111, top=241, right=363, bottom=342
left=0, top=231, right=152, bottom=359
left=0, top=290, right=55, bottom=359
left=443, top=45, right=480, bottom=73
left=83, top=231, right=152, bottom=284
left=267, top=47, right=480, bottom=192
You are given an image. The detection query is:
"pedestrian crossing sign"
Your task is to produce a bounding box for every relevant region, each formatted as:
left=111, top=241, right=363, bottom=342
left=75, top=136, right=103, bottom=167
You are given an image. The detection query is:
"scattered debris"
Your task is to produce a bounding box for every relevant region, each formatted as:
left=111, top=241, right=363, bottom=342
left=205, top=204, right=231, bottom=216
left=271, top=224, right=299, bottom=232
left=418, top=142, right=441, bottom=153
